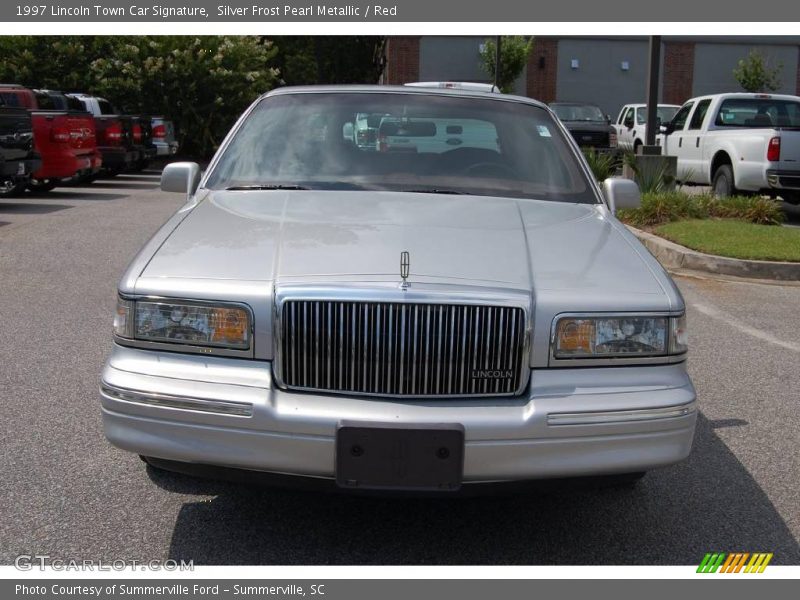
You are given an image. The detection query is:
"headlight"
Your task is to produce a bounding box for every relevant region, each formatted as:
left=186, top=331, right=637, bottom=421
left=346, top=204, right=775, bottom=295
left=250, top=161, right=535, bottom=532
left=114, top=297, right=251, bottom=352
left=552, top=314, right=687, bottom=361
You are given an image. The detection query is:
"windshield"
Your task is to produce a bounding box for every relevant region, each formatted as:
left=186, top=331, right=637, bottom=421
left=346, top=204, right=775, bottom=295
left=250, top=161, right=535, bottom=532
left=551, top=104, right=605, bottom=122
left=636, top=106, right=679, bottom=125
left=205, top=92, right=596, bottom=203
left=714, top=98, right=800, bottom=128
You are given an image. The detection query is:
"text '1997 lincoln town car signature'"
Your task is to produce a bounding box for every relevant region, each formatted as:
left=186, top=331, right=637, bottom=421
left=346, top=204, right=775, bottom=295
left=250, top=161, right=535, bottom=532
left=100, top=85, right=696, bottom=492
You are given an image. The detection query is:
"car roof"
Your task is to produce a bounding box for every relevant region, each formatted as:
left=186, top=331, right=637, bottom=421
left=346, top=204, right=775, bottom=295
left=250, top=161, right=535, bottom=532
left=549, top=101, right=602, bottom=107
left=623, top=103, right=681, bottom=108
left=685, top=92, right=800, bottom=103
left=262, top=84, right=549, bottom=110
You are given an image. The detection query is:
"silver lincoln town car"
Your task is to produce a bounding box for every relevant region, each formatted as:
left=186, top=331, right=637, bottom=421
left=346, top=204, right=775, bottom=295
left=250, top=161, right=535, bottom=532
left=101, top=85, right=696, bottom=492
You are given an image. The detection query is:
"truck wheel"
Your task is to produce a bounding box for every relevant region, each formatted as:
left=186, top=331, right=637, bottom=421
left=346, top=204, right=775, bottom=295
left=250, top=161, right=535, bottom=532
left=27, top=178, right=58, bottom=194
left=781, top=191, right=800, bottom=205
left=0, top=180, right=26, bottom=198
left=712, top=164, right=736, bottom=197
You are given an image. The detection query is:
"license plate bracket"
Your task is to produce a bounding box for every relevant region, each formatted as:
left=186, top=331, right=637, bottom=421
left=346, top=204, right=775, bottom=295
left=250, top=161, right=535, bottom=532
left=336, top=421, right=465, bottom=492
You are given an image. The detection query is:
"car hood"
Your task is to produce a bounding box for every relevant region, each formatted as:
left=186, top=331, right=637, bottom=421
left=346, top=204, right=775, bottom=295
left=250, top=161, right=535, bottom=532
left=140, top=190, right=667, bottom=298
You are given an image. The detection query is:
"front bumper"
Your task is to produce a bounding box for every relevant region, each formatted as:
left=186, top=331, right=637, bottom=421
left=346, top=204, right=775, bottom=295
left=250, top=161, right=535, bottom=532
left=100, top=345, right=697, bottom=485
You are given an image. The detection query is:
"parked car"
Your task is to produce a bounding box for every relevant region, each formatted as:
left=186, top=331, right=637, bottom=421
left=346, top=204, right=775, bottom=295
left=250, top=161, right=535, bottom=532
left=376, top=115, right=499, bottom=154
left=0, top=95, right=39, bottom=197
left=0, top=85, right=99, bottom=192
left=150, top=116, right=179, bottom=158
left=659, top=92, right=800, bottom=203
left=101, top=85, right=695, bottom=493
left=549, top=102, right=618, bottom=151
left=67, top=93, right=140, bottom=176
left=405, top=81, right=501, bottom=93
left=614, top=103, right=680, bottom=152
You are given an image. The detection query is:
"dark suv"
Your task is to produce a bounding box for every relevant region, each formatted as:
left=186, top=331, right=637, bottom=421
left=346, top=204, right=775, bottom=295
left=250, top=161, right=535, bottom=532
left=549, top=102, right=618, bottom=152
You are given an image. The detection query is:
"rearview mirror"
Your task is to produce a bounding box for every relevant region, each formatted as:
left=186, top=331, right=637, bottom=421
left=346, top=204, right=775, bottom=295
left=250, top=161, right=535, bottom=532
left=602, top=177, right=641, bottom=215
left=161, top=162, right=201, bottom=196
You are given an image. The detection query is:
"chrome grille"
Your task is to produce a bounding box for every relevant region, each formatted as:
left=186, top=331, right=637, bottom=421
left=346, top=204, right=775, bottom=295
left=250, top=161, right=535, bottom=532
left=278, top=300, right=527, bottom=397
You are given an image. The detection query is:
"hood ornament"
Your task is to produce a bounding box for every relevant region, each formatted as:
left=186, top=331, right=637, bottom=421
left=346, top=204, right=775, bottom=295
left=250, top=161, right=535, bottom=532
left=400, top=251, right=410, bottom=290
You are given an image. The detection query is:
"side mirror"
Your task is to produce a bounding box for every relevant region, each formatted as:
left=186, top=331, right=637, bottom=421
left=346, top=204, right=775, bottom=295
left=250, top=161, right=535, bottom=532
left=660, top=122, right=675, bottom=136
left=602, top=177, right=641, bottom=215
left=161, top=162, right=201, bottom=196
left=624, top=118, right=634, bottom=130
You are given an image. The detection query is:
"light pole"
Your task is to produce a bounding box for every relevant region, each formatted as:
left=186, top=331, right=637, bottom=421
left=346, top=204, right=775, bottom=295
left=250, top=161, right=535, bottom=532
left=644, top=35, right=661, bottom=152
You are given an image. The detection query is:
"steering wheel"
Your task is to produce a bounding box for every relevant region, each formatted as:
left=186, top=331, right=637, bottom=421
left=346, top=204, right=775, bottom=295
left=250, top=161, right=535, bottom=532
left=463, top=162, right=517, bottom=178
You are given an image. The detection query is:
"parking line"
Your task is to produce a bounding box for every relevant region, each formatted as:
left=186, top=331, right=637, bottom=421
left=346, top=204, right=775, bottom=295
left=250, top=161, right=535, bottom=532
left=691, top=301, right=800, bottom=353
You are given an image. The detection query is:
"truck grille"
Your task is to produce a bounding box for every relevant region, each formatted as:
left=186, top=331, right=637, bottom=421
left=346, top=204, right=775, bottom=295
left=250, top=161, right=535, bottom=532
left=569, top=130, right=609, bottom=148
left=278, top=300, right=528, bottom=397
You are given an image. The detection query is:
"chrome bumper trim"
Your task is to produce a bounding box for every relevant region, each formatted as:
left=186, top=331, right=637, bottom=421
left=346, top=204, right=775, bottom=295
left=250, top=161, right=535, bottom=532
left=547, top=402, right=695, bottom=426
left=100, top=382, right=253, bottom=417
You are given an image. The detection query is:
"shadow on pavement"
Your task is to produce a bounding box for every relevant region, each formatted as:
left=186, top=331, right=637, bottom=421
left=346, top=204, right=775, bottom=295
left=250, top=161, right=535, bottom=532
left=0, top=202, right=73, bottom=215
left=86, top=181, right=160, bottom=190
left=153, top=413, right=800, bottom=565
left=23, top=190, right=129, bottom=202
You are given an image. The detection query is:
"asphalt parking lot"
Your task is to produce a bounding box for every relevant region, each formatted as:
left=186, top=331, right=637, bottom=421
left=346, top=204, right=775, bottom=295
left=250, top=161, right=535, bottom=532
left=1, top=174, right=799, bottom=566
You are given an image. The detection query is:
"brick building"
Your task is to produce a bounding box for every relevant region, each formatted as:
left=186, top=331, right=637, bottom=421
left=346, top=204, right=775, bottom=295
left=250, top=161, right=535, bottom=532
left=383, top=36, right=800, bottom=119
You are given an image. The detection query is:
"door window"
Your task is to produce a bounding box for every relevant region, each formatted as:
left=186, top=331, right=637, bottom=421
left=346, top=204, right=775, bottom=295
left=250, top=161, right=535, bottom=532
left=671, top=102, right=694, bottom=131
left=688, top=99, right=711, bottom=130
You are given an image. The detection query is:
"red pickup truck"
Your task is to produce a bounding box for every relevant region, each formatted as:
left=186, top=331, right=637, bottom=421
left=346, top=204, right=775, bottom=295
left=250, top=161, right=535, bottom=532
left=0, top=85, right=101, bottom=192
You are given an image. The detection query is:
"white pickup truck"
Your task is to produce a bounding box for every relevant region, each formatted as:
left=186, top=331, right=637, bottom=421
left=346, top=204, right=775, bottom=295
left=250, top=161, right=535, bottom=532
left=614, top=103, right=680, bottom=152
left=659, top=92, right=800, bottom=203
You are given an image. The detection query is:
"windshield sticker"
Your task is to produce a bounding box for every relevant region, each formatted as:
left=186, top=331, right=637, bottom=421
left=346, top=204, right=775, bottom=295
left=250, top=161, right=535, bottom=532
left=537, top=125, right=552, bottom=137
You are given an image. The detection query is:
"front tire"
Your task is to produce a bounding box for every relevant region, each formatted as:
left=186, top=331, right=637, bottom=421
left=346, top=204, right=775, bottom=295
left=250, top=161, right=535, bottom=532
left=27, top=178, right=58, bottom=194
left=781, top=191, right=800, bottom=205
left=712, top=164, right=736, bottom=197
left=0, top=179, right=27, bottom=198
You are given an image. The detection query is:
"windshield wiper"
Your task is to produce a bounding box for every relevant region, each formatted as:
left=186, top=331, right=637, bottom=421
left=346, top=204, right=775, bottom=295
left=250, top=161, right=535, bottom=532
left=225, top=184, right=310, bottom=191
left=403, top=188, right=467, bottom=195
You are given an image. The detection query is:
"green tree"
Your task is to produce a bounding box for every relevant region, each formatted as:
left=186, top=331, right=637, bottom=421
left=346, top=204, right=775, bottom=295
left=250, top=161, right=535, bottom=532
left=272, top=36, right=385, bottom=86
left=0, top=36, right=279, bottom=158
left=479, top=36, right=534, bottom=93
left=91, top=36, right=279, bottom=157
left=733, top=49, right=783, bottom=93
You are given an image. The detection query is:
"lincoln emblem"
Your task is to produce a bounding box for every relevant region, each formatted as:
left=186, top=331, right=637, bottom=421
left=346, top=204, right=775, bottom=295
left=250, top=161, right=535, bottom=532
left=400, top=251, right=410, bottom=290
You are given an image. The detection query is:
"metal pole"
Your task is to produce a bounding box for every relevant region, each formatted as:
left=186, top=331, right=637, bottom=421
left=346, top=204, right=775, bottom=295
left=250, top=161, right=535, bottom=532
left=645, top=35, right=661, bottom=150
left=494, top=35, right=502, bottom=91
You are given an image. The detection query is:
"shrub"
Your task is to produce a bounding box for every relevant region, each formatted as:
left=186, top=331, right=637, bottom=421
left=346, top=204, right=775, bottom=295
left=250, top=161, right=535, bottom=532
left=617, top=192, right=784, bottom=227
left=622, top=151, right=675, bottom=194
left=582, top=148, right=618, bottom=182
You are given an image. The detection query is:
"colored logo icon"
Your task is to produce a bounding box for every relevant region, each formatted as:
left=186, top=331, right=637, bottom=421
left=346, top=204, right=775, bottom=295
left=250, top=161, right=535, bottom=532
left=697, top=552, right=773, bottom=573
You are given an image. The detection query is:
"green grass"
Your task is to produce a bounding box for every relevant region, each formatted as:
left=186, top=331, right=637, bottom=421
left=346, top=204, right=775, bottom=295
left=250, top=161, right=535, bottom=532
left=655, top=219, right=800, bottom=262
